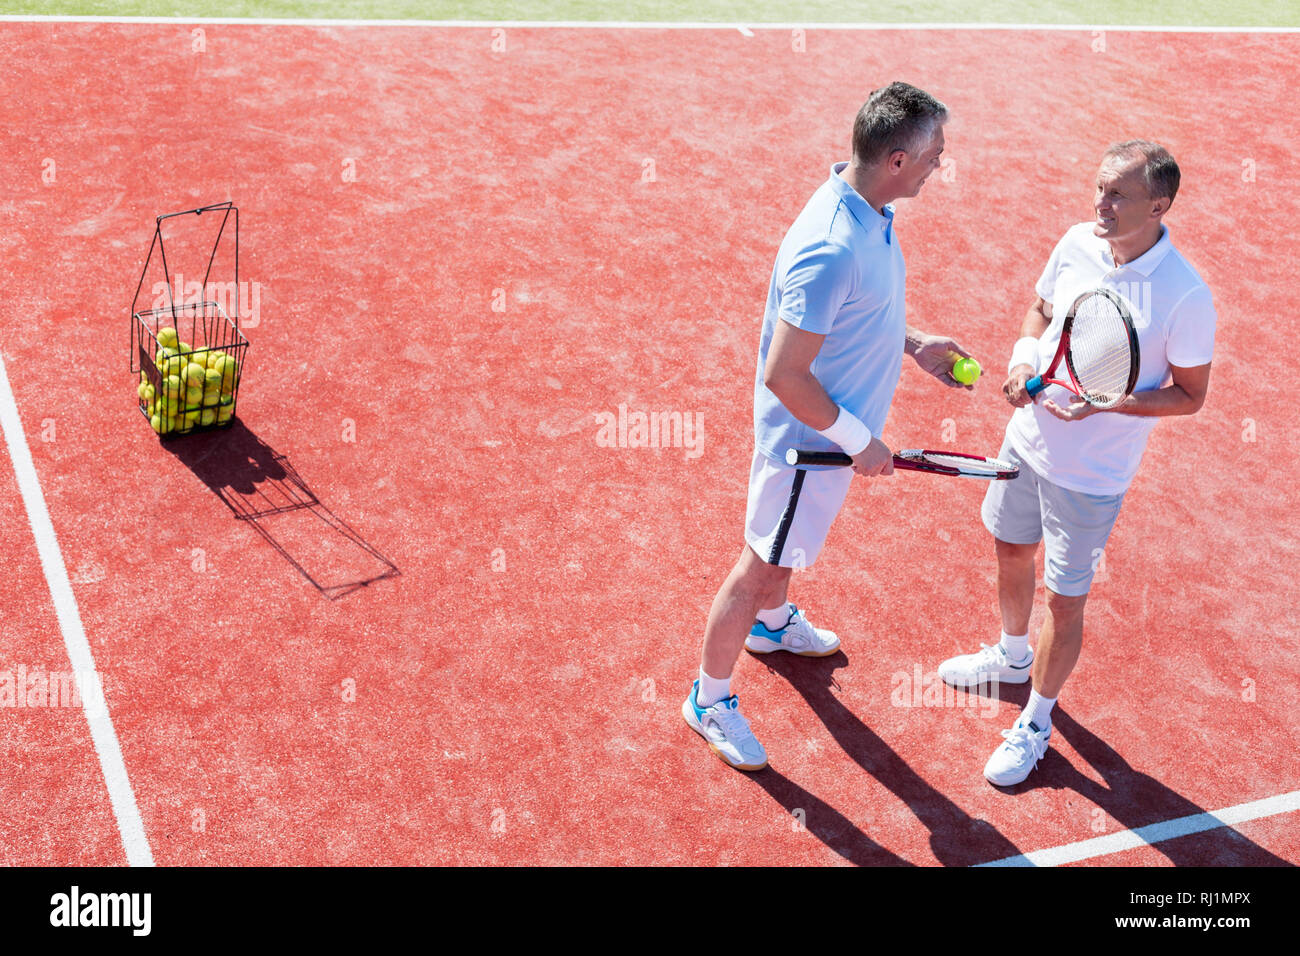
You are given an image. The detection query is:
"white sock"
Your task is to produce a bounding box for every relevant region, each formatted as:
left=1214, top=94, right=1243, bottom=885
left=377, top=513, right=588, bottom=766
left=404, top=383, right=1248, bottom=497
left=756, top=603, right=792, bottom=631
left=696, top=668, right=731, bottom=708
left=1000, top=630, right=1030, bottom=662
left=1021, top=689, right=1056, bottom=732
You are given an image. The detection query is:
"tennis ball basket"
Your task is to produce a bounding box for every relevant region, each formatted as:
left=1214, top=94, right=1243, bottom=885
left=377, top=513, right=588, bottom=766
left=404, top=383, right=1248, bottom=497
left=129, top=201, right=251, bottom=439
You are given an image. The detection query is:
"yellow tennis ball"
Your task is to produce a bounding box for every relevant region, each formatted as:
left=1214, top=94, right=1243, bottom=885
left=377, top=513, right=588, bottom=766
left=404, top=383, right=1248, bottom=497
left=213, top=354, right=240, bottom=390
left=216, top=401, right=235, bottom=424
left=183, top=362, right=207, bottom=386
left=184, top=384, right=205, bottom=406
left=160, top=374, right=183, bottom=399
left=952, top=357, right=982, bottom=385
left=199, top=407, right=218, bottom=426
left=137, top=381, right=156, bottom=404
left=157, top=327, right=179, bottom=350
left=205, top=350, right=227, bottom=369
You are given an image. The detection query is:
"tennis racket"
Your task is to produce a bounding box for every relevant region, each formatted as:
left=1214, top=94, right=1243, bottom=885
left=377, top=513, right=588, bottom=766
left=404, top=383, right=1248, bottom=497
left=785, top=448, right=1019, bottom=480
left=1025, top=288, right=1140, bottom=409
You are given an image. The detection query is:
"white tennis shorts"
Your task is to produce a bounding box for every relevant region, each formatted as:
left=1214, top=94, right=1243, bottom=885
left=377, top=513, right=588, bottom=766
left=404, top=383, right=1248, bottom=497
left=744, top=450, right=854, bottom=568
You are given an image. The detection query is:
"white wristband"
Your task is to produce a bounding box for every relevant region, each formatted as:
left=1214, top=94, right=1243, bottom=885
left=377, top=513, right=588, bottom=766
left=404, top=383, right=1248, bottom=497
left=1008, top=336, right=1040, bottom=375
left=817, top=405, right=873, bottom=456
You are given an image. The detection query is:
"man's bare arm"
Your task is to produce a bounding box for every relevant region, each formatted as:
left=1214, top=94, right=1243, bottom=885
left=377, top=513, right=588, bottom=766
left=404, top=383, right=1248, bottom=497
left=762, top=320, right=838, bottom=429
left=1004, top=297, right=1053, bottom=406
left=764, top=319, right=894, bottom=476
left=1114, top=362, right=1210, bottom=416
left=1043, top=362, right=1211, bottom=421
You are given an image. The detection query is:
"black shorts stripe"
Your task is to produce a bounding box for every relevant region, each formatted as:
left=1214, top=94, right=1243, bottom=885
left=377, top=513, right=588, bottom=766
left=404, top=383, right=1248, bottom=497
left=767, top=468, right=807, bottom=565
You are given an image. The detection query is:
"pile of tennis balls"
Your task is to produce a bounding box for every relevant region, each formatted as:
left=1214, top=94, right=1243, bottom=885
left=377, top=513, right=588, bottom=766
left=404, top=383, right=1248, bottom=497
left=137, top=326, right=240, bottom=435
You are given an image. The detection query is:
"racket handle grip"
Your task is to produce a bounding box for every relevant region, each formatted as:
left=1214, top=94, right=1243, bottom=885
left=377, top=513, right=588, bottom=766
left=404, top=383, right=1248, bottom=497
left=786, top=449, right=853, bottom=467
left=1024, top=374, right=1045, bottom=396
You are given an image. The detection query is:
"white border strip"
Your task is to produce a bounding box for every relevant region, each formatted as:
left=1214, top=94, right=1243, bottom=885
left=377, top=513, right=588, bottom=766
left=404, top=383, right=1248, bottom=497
left=0, top=355, right=153, bottom=867
left=2, top=9, right=1293, bottom=871
left=977, top=789, right=1300, bottom=867
left=0, top=16, right=1297, bottom=32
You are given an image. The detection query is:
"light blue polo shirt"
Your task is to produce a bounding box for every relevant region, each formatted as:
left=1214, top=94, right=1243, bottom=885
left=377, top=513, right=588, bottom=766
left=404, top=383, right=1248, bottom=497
left=754, top=161, right=908, bottom=464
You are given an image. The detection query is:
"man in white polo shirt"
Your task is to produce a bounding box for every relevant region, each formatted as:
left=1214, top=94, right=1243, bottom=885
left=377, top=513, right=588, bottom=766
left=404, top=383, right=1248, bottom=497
left=683, top=82, right=975, bottom=771
left=938, top=140, right=1216, bottom=785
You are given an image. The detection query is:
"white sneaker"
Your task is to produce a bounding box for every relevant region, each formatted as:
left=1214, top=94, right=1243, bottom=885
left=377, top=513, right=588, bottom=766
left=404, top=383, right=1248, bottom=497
left=937, top=642, right=1032, bottom=687
left=744, top=605, right=840, bottom=657
left=984, top=716, right=1052, bottom=786
left=682, top=682, right=768, bottom=771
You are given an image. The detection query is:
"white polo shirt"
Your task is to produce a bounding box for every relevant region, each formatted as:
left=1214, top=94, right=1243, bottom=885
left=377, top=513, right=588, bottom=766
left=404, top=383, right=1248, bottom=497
left=1006, top=222, right=1217, bottom=495
left=753, top=162, right=907, bottom=465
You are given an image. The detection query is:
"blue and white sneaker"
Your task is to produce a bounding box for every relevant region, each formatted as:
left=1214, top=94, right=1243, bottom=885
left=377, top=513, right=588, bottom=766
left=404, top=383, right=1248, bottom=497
left=984, top=716, right=1052, bottom=786
left=938, top=642, right=1032, bottom=688
left=682, top=681, right=768, bottom=771
left=744, top=604, right=840, bottom=657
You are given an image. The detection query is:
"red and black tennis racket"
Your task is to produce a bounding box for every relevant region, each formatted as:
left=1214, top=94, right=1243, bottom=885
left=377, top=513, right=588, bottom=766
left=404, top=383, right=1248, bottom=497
left=1025, top=288, right=1140, bottom=408
left=785, top=448, right=1019, bottom=480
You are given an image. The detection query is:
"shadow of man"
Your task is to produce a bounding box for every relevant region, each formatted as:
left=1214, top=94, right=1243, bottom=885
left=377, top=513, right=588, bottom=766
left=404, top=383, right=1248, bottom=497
left=748, top=766, right=912, bottom=866
left=755, top=652, right=1024, bottom=866
left=978, top=704, right=1293, bottom=866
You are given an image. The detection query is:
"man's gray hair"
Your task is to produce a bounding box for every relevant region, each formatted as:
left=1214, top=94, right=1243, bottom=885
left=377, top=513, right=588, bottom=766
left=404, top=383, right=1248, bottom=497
left=852, top=82, right=948, bottom=166
left=1103, top=140, right=1181, bottom=203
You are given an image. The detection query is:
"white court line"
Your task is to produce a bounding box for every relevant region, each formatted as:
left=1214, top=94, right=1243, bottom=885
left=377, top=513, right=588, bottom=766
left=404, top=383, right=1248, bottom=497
left=0, top=355, right=154, bottom=867
left=977, top=789, right=1300, bottom=867
left=0, top=16, right=1297, bottom=33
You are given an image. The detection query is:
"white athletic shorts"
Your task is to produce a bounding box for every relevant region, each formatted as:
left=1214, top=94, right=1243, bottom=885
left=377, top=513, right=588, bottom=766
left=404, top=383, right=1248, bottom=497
left=981, top=438, right=1126, bottom=597
left=744, top=450, right=854, bottom=568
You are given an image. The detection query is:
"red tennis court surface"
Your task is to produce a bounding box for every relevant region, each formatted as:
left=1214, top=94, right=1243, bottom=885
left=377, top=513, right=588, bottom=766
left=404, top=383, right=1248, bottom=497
left=0, top=21, right=1296, bottom=865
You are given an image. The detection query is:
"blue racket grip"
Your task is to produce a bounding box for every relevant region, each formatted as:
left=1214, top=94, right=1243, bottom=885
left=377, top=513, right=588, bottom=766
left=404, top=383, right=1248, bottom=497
left=1025, top=374, right=1046, bottom=396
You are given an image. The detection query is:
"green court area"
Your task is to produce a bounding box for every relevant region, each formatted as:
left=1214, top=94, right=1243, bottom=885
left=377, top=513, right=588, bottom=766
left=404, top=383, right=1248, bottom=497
left=6, top=0, right=1299, bottom=27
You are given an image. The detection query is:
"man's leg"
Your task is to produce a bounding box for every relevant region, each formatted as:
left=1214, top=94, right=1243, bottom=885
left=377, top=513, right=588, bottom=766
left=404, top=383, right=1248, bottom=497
left=754, top=572, right=793, bottom=628
left=938, top=441, right=1041, bottom=688
left=936, top=536, right=1038, bottom=687
left=996, top=538, right=1037, bottom=639
left=984, top=588, right=1087, bottom=785
left=1013, top=588, right=1087, bottom=732
left=685, top=452, right=852, bottom=771
left=1031, top=589, right=1088, bottom=700
left=743, top=557, right=843, bottom=657
left=681, top=546, right=788, bottom=772
left=737, top=453, right=846, bottom=658
left=701, top=545, right=792, bottom=681
left=984, top=478, right=1121, bottom=786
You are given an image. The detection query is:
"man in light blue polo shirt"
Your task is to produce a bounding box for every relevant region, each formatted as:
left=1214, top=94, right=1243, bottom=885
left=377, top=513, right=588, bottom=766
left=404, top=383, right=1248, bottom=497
left=683, top=82, right=977, bottom=772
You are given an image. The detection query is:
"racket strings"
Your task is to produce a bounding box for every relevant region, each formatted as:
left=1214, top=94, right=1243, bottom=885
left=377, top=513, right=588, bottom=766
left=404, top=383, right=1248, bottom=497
left=1068, top=296, right=1135, bottom=407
